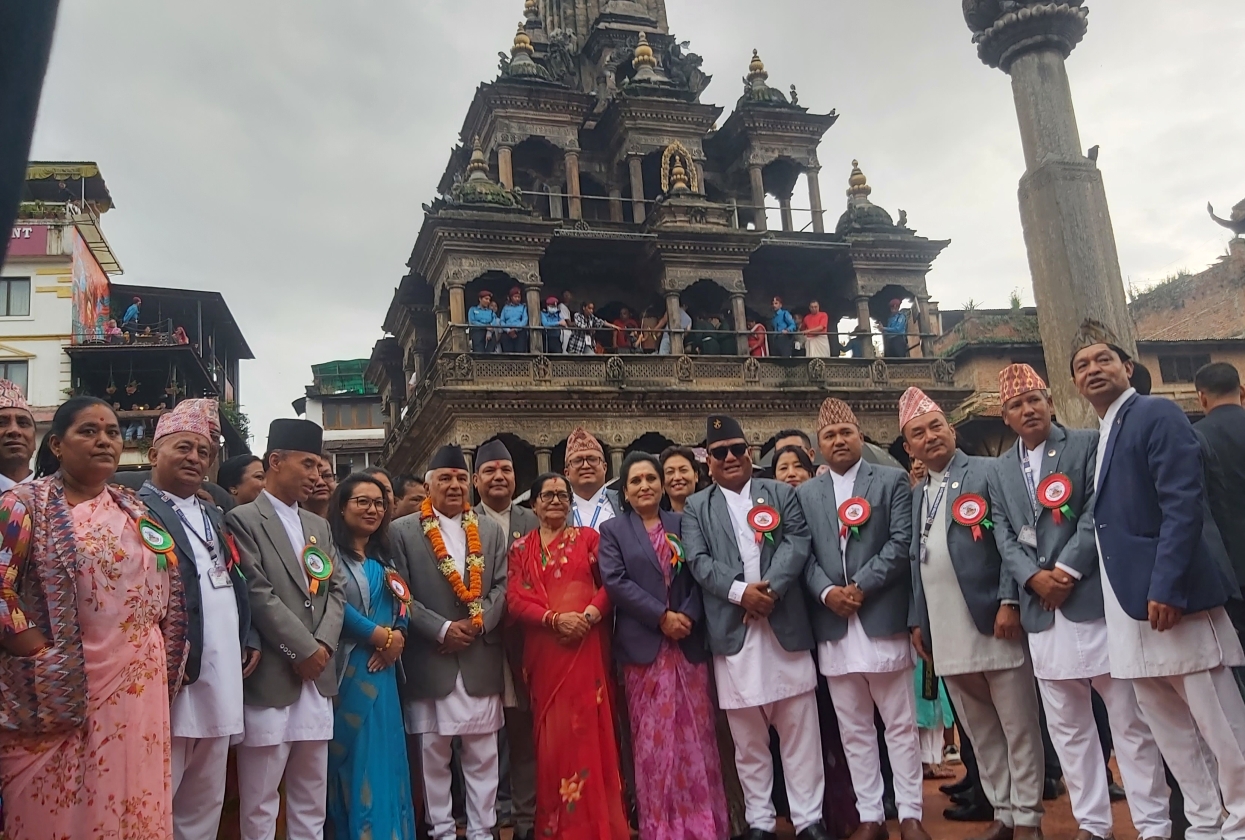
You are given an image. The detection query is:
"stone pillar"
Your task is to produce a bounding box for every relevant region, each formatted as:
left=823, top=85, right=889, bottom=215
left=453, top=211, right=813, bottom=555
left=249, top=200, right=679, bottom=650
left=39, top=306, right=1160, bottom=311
left=526, top=286, right=543, bottom=353
left=916, top=294, right=934, bottom=357
left=498, top=145, right=514, bottom=190
left=565, top=150, right=583, bottom=220
left=748, top=164, right=767, bottom=232
left=778, top=194, right=794, bottom=233
left=628, top=156, right=646, bottom=224
left=807, top=168, right=825, bottom=233
left=608, top=446, right=624, bottom=479
left=855, top=296, right=875, bottom=359
left=448, top=285, right=467, bottom=352
left=965, top=2, right=1134, bottom=428
left=731, top=293, right=749, bottom=355
left=608, top=188, right=624, bottom=222
left=665, top=292, right=684, bottom=356
left=927, top=299, right=942, bottom=337
left=694, top=162, right=707, bottom=196
left=536, top=447, right=552, bottom=475
left=435, top=307, right=449, bottom=344
left=548, top=184, right=563, bottom=220
left=749, top=445, right=762, bottom=464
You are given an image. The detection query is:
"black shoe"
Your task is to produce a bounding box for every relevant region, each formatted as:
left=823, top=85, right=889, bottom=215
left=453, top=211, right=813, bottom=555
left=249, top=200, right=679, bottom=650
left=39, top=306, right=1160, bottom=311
left=798, top=825, right=834, bottom=840
left=951, top=792, right=978, bottom=808
left=941, top=777, right=973, bottom=796
left=1108, top=782, right=1127, bottom=802
left=745, top=830, right=778, bottom=840
left=1042, top=777, right=1066, bottom=801
left=883, top=797, right=899, bottom=821
left=944, top=800, right=995, bottom=822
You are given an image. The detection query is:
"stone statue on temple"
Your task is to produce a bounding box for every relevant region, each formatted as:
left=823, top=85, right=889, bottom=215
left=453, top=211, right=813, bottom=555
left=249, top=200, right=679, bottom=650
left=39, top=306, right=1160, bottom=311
left=1208, top=199, right=1245, bottom=238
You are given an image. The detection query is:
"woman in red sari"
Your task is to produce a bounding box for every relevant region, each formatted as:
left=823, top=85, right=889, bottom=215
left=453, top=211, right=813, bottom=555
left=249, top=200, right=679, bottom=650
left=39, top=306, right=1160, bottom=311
left=506, top=472, right=630, bottom=840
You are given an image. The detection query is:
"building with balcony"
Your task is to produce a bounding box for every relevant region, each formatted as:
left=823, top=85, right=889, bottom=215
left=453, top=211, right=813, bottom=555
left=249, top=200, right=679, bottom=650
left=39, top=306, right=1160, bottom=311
left=295, top=359, right=386, bottom=477
left=368, top=0, right=965, bottom=491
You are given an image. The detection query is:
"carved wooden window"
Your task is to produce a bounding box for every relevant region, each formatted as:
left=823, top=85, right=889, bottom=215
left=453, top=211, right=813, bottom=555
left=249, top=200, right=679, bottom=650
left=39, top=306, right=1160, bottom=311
left=1157, top=354, right=1211, bottom=385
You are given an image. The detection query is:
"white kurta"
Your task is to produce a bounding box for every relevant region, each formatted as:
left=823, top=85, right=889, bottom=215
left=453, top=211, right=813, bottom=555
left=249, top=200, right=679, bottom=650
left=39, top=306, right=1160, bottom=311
left=404, top=510, right=503, bottom=737
left=0, top=471, right=32, bottom=492
left=920, top=467, right=1025, bottom=677
left=715, top=480, right=816, bottom=710
left=818, top=460, right=911, bottom=677
left=572, top=486, right=615, bottom=530
left=241, top=491, right=333, bottom=747
left=1093, top=389, right=1245, bottom=679
left=170, top=492, right=244, bottom=739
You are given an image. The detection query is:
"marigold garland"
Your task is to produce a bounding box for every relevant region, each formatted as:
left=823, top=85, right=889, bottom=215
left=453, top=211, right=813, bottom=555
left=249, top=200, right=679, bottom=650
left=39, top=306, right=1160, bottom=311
left=420, top=497, right=486, bottom=630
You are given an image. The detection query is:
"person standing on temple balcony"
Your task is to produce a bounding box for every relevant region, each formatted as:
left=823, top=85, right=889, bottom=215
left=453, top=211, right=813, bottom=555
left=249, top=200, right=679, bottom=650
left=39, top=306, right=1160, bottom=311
left=803, top=301, right=832, bottom=358
left=800, top=398, right=932, bottom=840
left=0, top=380, right=36, bottom=491
left=883, top=300, right=910, bottom=359
left=469, top=290, right=499, bottom=354
left=563, top=427, right=621, bottom=530
left=1071, top=320, right=1245, bottom=840
left=770, top=297, right=797, bottom=357
left=539, top=296, right=566, bottom=354
left=499, top=287, right=529, bottom=354
left=988, top=364, right=1181, bottom=840
left=682, top=414, right=832, bottom=840
left=568, top=300, right=622, bottom=355
left=657, top=300, right=693, bottom=356
left=903, top=387, right=1046, bottom=840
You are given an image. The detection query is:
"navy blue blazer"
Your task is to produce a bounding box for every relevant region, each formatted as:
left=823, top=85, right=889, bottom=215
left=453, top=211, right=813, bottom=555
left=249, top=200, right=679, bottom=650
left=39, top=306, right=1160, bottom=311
left=1095, top=392, right=1237, bottom=620
left=598, top=509, right=707, bottom=666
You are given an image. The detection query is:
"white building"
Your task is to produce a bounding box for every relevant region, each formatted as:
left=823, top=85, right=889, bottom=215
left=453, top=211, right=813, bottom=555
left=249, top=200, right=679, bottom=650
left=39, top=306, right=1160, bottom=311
left=294, top=358, right=386, bottom=476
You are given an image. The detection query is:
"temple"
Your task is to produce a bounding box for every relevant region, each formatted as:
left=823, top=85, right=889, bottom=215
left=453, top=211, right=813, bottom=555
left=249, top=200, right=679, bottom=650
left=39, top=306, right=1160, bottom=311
left=369, top=1, right=965, bottom=486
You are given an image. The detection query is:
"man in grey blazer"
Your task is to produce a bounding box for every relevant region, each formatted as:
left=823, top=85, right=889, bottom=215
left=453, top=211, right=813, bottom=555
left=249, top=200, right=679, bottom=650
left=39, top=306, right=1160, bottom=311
left=989, top=365, right=1181, bottom=840
left=800, top=398, right=929, bottom=840
left=226, top=418, right=345, bottom=840
left=683, top=414, right=830, bottom=840
left=392, top=443, right=508, bottom=840
left=473, top=438, right=539, bottom=840
left=901, top=388, right=1044, bottom=840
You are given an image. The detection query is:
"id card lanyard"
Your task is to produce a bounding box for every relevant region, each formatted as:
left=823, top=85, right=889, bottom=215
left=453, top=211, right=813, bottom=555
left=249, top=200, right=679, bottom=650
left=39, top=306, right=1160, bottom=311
left=145, top=482, right=219, bottom=566
left=574, top=490, right=608, bottom=529
left=1019, top=441, right=1041, bottom=521
left=920, top=473, right=950, bottom=562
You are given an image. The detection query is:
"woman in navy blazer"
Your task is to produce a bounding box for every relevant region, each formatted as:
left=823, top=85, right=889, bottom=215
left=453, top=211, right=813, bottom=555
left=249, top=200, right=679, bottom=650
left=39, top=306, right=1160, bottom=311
left=598, top=452, right=728, bottom=840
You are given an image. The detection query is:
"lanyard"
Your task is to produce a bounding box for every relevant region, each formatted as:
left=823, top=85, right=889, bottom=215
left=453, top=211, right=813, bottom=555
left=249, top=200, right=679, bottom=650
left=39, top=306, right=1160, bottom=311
left=1019, top=441, right=1042, bottom=520
left=921, top=473, right=950, bottom=549
left=574, top=491, right=608, bottom=529
left=145, top=482, right=219, bottom=565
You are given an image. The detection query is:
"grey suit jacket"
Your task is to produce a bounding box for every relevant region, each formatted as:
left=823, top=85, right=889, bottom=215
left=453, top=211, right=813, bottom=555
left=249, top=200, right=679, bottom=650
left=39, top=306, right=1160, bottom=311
left=799, top=460, right=914, bottom=642
left=910, top=450, right=1019, bottom=651
left=501, top=504, right=539, bottom=551
left=225, top=493, right=346, bottom=708
left=391, top=509, right=508, bottom=700
left=683, top=478, right=815, bottom=657
left=988, top=424, right=1104, bottom=633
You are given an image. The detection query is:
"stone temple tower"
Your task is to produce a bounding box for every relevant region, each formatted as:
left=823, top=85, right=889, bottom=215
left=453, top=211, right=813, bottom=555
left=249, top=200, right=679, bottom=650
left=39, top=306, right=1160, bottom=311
left=963, top=0, right=1137, bottom=428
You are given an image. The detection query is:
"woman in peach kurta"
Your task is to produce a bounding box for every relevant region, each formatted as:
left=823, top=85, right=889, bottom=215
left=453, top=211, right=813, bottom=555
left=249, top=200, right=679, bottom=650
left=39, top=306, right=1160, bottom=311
left=0, top=398, right=187, bottom=840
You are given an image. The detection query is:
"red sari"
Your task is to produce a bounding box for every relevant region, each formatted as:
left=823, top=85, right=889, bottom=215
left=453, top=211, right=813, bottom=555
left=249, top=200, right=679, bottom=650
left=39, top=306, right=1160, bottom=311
left=507, top=527, right=630, bottom=840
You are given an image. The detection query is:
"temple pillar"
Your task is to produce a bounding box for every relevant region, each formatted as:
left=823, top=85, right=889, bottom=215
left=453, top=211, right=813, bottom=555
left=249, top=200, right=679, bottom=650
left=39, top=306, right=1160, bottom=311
left=665, top=292, right=684, bottom=356
left=628, top=156, right=646, bottom=224
left=608, top=188, right=624, bottom=222
left=694, top=162, right=706, bottom=196
left=526, top=285, right=543, bottom=353
left=448, top=285, right=467, bottom=352
left=731, top=293, right=748, bottom=355
left=435, top=307, right=449, bottom=344
left=536, top=447, right=552, bottom=475
left=807, top=168, right=825, bottom=233
left=498, top=145, right=514, bottom=190
left=748, top=164, right=767, bottom=232
left=548, top=184, right=563, bottom=220
left=778, top=194, right=794, bottom=233
left=965, top=2, right=1134, bottom=428
left=749, top=445, right=762, bottom=464
left=916, top=294, right=934, bottom=357
left=855, top=296, right=875, bottom=359
left=565, top=150, right=583, bottom=220
left=608, top=446, right=624, bottom=479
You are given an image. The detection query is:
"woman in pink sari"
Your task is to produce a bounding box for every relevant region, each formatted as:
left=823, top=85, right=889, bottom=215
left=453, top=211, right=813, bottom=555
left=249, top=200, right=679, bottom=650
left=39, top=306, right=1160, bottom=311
left=0, top=397, right=188, bottom=840
left=506, top=472, right=630, bottom=840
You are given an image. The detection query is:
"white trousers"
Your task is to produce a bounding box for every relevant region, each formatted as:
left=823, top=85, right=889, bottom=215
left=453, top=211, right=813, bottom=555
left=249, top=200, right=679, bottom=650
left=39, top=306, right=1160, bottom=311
left=828, top=668, right=924, bottom=823
left=170, top=735, right=231, bottom=840
left=1134, top=666, right=1245, bottom=840
left=236, top=740, right=328, bottom=840
left=422, top=732, right=499, bottom=840
left=724, top=690, right=825, bottom=834
left=944, top=662, right=1045, bottom=829
left=919, top=725, right=945, bottom=767
left=1038, top=674, right=1172, bottom=839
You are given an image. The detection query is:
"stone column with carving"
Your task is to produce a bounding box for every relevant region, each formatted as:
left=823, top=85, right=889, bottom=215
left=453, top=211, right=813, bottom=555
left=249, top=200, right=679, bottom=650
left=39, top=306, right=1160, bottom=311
left=526, top=285, right=543, bottom=353
left=748, top=164, right=767, bottom=232
left=565, top=150, right=583, bottom=220
left=629, top=156, right=646, bottom=224
left=807, top=167, right=825, bottom=233
left=448, top=285, right=467, bottom=352
left=916, top=294, right=935, bottom=357
left=665, top=292, right=684, bottom=356
left=965, top=0, right=1135, bottom=427
left=731, top=293, right=749, bottom=356
left=498, top=145, right=514, bottom=190
left=608, top=446, right=624, bottom=480
left=854, top=296, right=876, bottom=359
left=536, top=447, right=552, bottom=475
left=778, top=192, right=795, bottom=233
left=608, top=188, right=624, bottom=222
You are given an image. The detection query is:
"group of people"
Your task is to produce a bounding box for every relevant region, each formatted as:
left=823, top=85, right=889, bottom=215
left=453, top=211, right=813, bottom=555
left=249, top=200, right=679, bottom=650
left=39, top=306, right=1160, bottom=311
left=1, top=316, right=1244, bottom=840
left=467, top=289, right=914, bottom=360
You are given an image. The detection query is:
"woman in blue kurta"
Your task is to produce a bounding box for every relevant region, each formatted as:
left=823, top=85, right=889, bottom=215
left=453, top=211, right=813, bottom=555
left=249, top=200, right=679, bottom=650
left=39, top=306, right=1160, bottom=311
left=326, top=473, right=415, bottom=840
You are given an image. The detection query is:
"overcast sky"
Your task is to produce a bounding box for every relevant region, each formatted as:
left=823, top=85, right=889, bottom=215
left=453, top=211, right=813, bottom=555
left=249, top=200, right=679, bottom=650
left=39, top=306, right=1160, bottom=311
left=28, top=0, right=1244, bottom=449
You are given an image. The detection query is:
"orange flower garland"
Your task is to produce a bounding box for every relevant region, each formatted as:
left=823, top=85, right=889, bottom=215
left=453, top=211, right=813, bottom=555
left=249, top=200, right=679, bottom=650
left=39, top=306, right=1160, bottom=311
left=420, top=497, right=486, bottom=630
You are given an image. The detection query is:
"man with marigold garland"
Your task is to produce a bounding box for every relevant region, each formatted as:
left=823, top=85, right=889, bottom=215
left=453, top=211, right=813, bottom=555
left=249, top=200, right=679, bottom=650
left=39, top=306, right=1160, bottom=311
left=392, top=443, right=509, bottom=840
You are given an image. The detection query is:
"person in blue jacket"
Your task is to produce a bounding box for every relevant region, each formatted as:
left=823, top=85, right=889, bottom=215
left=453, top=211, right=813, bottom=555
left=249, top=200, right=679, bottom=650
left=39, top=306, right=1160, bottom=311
left=468, top=290, right=498, bottom=353
left=539, top=296, right=565, bottom=354
left=498, top=287, right=529, bottom=353
left=771, top=296, right=797, bottom=357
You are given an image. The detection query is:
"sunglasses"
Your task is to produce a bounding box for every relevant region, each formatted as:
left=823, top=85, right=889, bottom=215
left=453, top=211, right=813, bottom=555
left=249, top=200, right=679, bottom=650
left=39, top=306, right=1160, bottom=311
left=709, top=442, right=749, bottom=462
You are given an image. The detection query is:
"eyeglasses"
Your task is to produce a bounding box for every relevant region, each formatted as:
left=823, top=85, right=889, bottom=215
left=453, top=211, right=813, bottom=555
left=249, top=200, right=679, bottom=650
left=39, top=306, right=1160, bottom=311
left=709, top=442, right=749, bottom=462
left=538, top=491, right=571, bottom=504
left=349, top=496, right=388, bottom=512
left=567, top=456, right=603, bottom=469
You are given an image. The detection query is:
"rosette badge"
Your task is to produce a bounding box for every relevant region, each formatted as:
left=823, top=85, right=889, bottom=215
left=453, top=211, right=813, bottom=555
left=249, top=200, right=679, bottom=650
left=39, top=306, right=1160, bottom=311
left=666, top=533, right=687, bottom=574
left=838, top=497, right=871, bottom=540
left=137, top=516, right=178, bottom=571
left=302, top=544, right=333, bottom=594
left=747, top=504, right=781, bottom=544
left=1037, top=473, right=1076, bottom=524
left=951, top=494, right=994, bottom=542
left=387, top=568, right=414, bottom=618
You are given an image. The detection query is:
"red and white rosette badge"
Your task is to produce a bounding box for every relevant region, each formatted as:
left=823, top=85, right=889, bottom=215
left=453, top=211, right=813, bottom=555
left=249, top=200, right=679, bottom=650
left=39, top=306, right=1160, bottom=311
left=747, top=504, right=781, bottom=544
left=1037, top=473, right=1076, bottom=525
left=951, top=493, right=994, bottom=542
left=386, top=569, right=414, bottom=618
left=838, top=497, right=871, bottom=540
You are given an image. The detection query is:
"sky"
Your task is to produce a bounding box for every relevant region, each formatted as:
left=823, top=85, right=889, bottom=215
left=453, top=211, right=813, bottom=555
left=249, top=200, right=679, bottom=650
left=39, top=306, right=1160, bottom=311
left=27, top=0, right=1245, bottom=450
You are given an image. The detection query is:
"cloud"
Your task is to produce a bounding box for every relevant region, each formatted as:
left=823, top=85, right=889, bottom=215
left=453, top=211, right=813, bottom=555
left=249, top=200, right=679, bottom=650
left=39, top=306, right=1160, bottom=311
left=29, top=0, right=1244, bottom=446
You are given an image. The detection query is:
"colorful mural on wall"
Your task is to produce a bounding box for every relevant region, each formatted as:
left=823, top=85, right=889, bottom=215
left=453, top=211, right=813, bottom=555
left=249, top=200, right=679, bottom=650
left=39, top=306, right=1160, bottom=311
left=71, top=227, right=110, bottom=343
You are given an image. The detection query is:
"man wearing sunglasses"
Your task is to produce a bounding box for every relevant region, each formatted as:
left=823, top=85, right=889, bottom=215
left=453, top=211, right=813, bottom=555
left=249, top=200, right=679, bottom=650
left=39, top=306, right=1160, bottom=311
left=683, top=414, right=830, bottom=840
